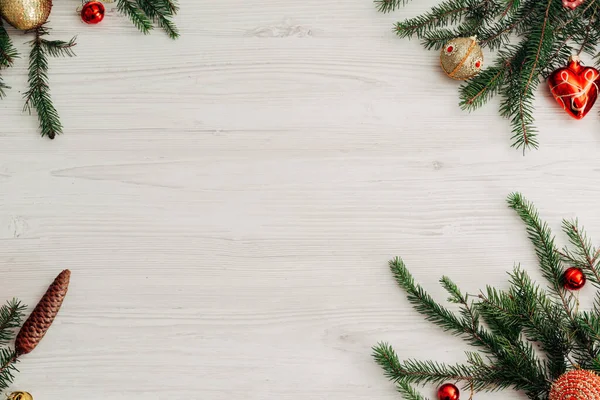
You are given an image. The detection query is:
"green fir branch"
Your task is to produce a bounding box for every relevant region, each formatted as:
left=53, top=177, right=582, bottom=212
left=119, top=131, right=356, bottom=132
left=394, top=0, right=471, bottom=39
left=0, top=22, right=17, bottom=69
left=0, top=299, right=26, bottom=347
left=507, top=267, right=571, bottom=378
left=507, top=193, right=565, bottom=295
left=0, top=21, right=18, bottom=98
left=459, top=54, right=511, bottom=111
left=396, top=380, right=430, bottom=400
left=117, top=0, right=154, bottom=35
left=159, top=0, right=179, bottom=14
left=0, top=348, right=18, bottom=392
left=375, top=0, right=414, bottom=13
left=40, top=37, right=77, bottom=58
left=23, top=27, right=76, bottom=139
left=389, top=258, right=548, bottom=393
left=136, top=0, right=180, bottom=39
left=560, top=220, right=600, bottom=286
left=373, top=343, right=481, bottom=386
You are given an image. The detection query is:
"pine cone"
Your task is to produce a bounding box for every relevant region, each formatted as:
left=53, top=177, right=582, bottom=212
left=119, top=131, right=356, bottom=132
left=15, top=269, right=70, bottom=356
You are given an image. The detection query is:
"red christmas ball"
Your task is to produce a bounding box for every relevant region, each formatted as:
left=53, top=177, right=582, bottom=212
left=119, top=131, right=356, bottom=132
left=81, top=1, right=105, bottom=24
left=437, top=383, right=459, bottom=400
left=550, top=370, right=600, bottom=400
left=563, top=267, right=586, bottom=291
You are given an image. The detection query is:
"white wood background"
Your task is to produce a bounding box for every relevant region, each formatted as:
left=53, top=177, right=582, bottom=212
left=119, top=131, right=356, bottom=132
left=2, top=0, right=600, bottom=399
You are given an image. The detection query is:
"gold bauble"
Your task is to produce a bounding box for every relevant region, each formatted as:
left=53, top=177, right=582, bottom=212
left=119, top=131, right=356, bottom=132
left=7, top=392, right=33, bottom=400
left=439, top=36, right=483, bottom=80
left=0, top=0, right=52, bottom=30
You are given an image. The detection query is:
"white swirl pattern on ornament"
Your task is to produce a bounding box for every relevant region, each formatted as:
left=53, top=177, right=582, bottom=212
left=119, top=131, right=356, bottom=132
left=550, top=69, right=598, bottom=112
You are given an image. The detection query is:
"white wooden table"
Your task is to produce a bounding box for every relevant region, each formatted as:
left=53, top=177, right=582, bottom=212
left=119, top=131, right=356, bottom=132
left=2, top=0, right=600, bottom=399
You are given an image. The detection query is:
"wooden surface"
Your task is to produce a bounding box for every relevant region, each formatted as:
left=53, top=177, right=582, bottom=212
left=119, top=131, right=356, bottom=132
left=2, top=1, right=600, bottom=399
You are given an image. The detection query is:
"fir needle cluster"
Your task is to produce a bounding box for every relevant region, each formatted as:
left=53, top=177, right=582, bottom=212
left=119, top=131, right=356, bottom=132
left=0, top=299, right=26, bottom=392
left=0, top=0, right=180, bottom=139
left=375, top=0, right=599, bottom=151
left=373, top=193, right=600, bottom=400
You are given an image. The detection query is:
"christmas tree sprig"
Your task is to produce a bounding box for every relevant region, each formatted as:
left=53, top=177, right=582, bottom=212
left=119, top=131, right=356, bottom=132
left=0, top=20, right=18, bottom=98
left=373, top=193, right=600, bottom=400
left=376, top=0, right=600, bottom=151
left=23, top=27, right=76, bottom=140
left=117, top=0, right=180, bottom=39
left=0, top=299, right=26, bottom=392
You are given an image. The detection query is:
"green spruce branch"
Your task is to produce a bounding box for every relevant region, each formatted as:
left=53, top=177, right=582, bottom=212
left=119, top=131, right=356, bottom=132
left=0, top=20, right=18, bottom=98
left=0, top=299, right=26, bottom=347
left=374, top=193, right=600, bottom=400
left=0, top=299, right=25, bottom=392
left=117, top=0, right=180, bottom=39
left=376, top=0, right=414, bottom=13
left=23, top=27, right=76, bottom=140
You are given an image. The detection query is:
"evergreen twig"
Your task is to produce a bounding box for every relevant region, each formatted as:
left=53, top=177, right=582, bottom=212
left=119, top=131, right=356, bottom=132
left=0, top=349, right=18, bottom=392
left=135, top=0, right=179, bottom=39
left=0, top=299, right=25, bottom=392
left=117, top=0, right=154, bottom=35
left=23, top=27, right=76, bottom=139
left=0, top=300, right=26, bottom=347
left=0, top=20, right=18, bottom=98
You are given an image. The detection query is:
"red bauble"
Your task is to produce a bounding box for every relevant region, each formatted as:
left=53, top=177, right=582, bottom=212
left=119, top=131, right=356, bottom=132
left=550, top=370, right=600, bottom=400
left=563, top=0, right=585, bottom=9
left=81, top=1, right=105, bottom=24
left=563, top=267, right=586, bottom=291
left=437, top=383, right=459, bottom=400
left=548, top=55, right=600, bottom=120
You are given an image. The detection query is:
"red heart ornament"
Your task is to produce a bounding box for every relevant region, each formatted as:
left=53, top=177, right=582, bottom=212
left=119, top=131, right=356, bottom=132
left=548, top=55, right=600, bottom=120
left=562, top=0, right=584, bottom=9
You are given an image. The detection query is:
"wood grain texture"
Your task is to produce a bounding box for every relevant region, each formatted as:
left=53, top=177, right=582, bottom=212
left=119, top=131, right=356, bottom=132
left=1, top=0, right=600, bottom=399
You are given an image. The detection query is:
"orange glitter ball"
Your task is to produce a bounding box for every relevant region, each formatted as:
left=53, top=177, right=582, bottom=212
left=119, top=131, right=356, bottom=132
left=549, top=370, right=600, bottom=400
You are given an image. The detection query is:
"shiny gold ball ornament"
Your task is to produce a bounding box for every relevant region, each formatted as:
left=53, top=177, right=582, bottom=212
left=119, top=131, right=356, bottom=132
left=0, top=0, right=52, bottom=30
left=440, top=36, right=484, bottom=80
left=7, top=392, right=33, bottom=400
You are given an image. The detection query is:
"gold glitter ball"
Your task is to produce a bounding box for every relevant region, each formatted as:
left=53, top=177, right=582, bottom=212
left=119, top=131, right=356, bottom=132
left=550, top=370, right=600, bottom=400
left=0, top=0, right=52, bottom=30
left=7, top=392, right=33, bottom=400
left=439, top=36, right=483, bottom=80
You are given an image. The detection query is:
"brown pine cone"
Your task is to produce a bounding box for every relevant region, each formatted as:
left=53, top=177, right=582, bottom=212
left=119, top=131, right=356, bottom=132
left=15, top=269, right=71, bottom=356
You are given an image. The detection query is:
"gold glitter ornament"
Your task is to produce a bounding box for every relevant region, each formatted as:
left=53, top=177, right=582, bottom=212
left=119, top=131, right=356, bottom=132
left=7, top=392, right=33, bottom=400
left=439, top=36, right=483, bottom=80
left=549, top=370, right=600, bottom=400
left=0, top=0, right=52, bottom=30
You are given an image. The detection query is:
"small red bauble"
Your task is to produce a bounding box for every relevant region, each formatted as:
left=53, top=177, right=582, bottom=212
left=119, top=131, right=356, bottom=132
left=563, top=267, right=586, bottom=291
left=437, top=383, right=459, bottom=400
left=548, top=55, right=600, bottom=120
left=81, top=1, right=105, bottom=24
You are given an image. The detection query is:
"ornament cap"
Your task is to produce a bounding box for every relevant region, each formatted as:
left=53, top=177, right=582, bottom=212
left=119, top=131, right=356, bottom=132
left=569, top=54, right=581, bottom=63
